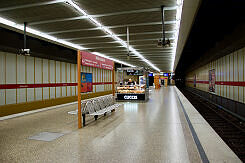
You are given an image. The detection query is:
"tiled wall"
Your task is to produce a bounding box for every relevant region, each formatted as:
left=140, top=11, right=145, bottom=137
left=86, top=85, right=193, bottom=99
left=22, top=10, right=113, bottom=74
left=186, top=47, right=245, bottom=104
left=0, top=51, right=113, bottom=106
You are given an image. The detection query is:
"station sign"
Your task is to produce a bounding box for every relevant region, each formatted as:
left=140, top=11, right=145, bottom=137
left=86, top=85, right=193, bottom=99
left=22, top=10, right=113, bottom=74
left=81, top=51, right=114, bottom=70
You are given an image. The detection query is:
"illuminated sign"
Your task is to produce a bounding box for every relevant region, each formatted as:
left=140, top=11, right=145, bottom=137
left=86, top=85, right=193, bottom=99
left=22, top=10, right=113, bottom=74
left=163, top=73, right=168, bottom=77
left=124, top=95, right=138, bottom=99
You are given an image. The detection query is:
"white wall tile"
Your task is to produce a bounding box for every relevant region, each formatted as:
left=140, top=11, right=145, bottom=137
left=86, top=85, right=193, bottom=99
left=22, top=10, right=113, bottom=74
left=61, top=62, right=66, bottom=83
left=0, top=52, right=5, bottom=84
left=230, top=86, right=234, bottom=101
left=35, top=58, right=42, bottom=84
left=67, top=86, right=71, bottom=96
left=50, top=87, right=55, bottom=99
left=50, top=60, right=55, bottom=83
left=239, top=87, right=243, bottom=103
left=43, top=59, right=49, bottom=83
left=67, top=63, right=70, bottom=83
left=17, top=88, right=26, bottom=103
left=71, top=86, right=75, bottom=96
left=238, top=49, right=243, bottom=82
left=27, top=88, right=34, bottom=102
left=6, top=89, right=16, bottom=104
left=56, top=61, right=60, bottom=83
left=0, top=90, right=5, bottom=105
left=234, top=52, right=238, bottom=81
left=56, top=87, right=60, bottom=98
left=6, top=53, right=16, bottom=84
left=35, top=88, right=42, bottom=101
left=233, top=86, right=238, bottom=101
left=71, top=64, right=75, bottom=83
left=17, top=55, right=25, bottom=84
left=43, top=88, right=49, bottom=100
left=26, top=56, right=34, bottom=84
left=62, top=87, right=66, bottom=97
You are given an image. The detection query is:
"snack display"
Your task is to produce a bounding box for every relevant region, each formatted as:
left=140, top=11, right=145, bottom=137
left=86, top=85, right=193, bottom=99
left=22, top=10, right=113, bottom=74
left=116, top=67, right=149, bottom=101
left=116, top=85, right=145, bottom=94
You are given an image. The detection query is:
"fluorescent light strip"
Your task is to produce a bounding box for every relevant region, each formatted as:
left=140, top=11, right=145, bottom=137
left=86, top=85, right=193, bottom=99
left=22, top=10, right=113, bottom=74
left=0, top=17, right=135, bottom=67
left=0, top=16, right=87, bottom=50
left=171, top=0, right=184, bottom=71
left=66, top=0, right=160, bottom=72
left=93, top=52, right=135, bottom=67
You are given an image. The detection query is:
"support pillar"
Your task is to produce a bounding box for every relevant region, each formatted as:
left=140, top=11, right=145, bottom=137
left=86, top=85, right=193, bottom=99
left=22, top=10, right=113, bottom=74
left=77, top=50, right=82, bottom=129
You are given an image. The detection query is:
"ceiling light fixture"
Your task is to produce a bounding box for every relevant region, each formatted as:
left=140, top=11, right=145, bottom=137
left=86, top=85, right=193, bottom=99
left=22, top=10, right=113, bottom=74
left=0, top=17, right=87, bottom=50
left=0, top=17, right=135, bottom=67
left=93, top=52, right=135, bottom=67
left=66, top=0, right=160, bottom=72
left=171, top=0, right=184, bottom=71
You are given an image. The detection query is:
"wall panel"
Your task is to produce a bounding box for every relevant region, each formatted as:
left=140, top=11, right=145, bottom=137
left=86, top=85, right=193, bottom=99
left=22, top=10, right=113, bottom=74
left=0, top=50, right=115, bottom=116
left=0, top=90, right=5, bottom=106
left=75, top=64, right=77, bottom=96
left=0, top=53, right=5, bottom=105
left=6, top=89, right=16, bottom=105
left=6, top=53, right=16, bottom=84
left=55, top=61, right=60, bottom=98
left=49, top=60, right=55, bottom=99
left=16, top=55, right=26, bottom=103
left=6, top=53, right=16, bottom=105
left=0, top=52, right=5, bottom=84
left=43, top=88, right=49, bottom=100
left=35, top=58, right=42, bottom=101
left=67, top=63, right=71, bottom=96
left=17, top=55, right=25, bottom=84
left=186, top=47, right=245, bottom=104
left=35, top=88, right=42, bottom=101
left=43, top=59, right=49, bottom=83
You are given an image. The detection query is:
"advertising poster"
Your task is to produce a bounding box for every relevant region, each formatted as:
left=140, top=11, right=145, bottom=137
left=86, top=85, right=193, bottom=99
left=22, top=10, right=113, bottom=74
left=139, top=76, right=146, bottom=86
left=209, top=69, right=215, bottom=93
left=81, top=72, right=93, bottom=93
left=194, top=74, right=196, bottom=88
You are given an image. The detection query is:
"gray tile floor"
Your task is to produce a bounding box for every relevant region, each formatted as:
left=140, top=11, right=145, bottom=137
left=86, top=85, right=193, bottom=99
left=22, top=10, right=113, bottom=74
left=0, top=87, right=239, bottom=163
left=28, top=132, right=64, bottom=142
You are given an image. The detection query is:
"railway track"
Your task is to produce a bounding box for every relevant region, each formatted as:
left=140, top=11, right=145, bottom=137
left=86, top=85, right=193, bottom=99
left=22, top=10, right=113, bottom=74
left=181, top=88, right=245, bottom=162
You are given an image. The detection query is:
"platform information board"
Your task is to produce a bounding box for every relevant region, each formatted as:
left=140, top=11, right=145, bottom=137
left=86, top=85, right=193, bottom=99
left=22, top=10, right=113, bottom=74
left=81, top=51, right=114, bottom=70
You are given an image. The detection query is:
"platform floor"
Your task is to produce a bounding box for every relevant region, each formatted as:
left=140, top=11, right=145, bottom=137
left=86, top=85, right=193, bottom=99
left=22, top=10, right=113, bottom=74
left=0, top=86, right=241, bottom=163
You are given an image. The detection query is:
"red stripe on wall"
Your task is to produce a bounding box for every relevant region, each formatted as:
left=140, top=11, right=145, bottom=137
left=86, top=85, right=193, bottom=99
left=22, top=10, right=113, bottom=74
left=186, top=80, right=209, bottom=84
left=92, top=82, right=113, bottom=85
left=0, top=82, right=115, bottom=89
left=216, top=81, right=245, bottom=86
left=187, top=81, right=245, bottom=86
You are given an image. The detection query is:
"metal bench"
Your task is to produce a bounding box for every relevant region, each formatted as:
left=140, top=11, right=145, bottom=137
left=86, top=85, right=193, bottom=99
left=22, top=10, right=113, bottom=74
left=82, top=95, right=122, bottom=126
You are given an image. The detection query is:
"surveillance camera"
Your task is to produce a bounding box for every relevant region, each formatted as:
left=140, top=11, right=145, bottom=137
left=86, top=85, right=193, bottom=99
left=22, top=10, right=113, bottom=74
left=19, top=49, right=31, bottom=56
left=157, top=40, right=163, bottom=47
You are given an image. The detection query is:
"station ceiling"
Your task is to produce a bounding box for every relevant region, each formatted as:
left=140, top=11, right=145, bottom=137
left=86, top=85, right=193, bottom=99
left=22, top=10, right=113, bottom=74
left=175, top=0, right=245, bottom=76
left=0, top=0, right=200, bottom=72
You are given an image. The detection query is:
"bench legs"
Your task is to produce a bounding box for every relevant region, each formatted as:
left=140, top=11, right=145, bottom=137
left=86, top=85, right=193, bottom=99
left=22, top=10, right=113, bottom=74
left=82, top=113, right=86, bottom=126
left=94, top=115, right=98, bottom=120
left=111, top=109, right=115, bottom=112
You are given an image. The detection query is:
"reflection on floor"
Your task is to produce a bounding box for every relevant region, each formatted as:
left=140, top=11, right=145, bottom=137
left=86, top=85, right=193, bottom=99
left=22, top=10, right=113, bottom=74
left=0, top=86, right=240, bottom=162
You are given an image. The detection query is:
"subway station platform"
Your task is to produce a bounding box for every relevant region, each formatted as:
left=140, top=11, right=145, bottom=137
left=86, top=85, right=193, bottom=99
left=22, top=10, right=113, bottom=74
left=0, top=87, right=241, bottom=163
